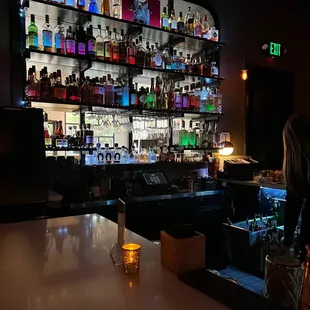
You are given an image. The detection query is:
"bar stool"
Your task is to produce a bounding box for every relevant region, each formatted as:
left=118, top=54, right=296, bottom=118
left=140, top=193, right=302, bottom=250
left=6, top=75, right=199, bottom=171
left=264, top=255, right=304, bottom=310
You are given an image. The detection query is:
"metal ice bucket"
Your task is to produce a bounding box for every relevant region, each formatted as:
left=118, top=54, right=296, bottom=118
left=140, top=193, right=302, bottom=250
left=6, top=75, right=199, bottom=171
left=264, top=255, right=304, bottom=310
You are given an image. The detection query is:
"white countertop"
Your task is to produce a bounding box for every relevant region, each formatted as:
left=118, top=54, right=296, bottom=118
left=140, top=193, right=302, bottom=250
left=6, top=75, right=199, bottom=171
left=0, top=215, right=229, bottom=310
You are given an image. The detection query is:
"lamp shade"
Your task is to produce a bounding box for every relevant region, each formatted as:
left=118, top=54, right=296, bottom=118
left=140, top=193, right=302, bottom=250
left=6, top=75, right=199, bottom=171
left=219, top=141, right=234, bottom=156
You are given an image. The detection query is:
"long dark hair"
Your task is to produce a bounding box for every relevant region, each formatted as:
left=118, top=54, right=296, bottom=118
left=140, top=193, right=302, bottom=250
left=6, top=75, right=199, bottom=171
left=283, top=114, right=310, bottom=194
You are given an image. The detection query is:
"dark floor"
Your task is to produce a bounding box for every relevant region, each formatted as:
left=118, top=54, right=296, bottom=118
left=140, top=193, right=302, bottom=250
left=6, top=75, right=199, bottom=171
left=217, top=266, right=264, bottom=295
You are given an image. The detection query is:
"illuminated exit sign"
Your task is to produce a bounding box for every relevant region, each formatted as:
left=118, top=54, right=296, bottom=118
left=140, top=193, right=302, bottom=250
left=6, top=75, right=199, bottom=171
left=270, top=42, right=281, bottom=57
left=261, top=41, right=286, bottom=59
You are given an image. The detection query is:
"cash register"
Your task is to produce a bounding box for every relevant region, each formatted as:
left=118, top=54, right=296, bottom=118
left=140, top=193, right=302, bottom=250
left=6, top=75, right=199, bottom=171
left=132, top=170, right=177, bottom=196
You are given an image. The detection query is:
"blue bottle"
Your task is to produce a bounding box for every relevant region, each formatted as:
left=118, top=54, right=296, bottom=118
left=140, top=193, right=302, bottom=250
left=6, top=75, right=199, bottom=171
left=88, top=0, right=99, bottom=13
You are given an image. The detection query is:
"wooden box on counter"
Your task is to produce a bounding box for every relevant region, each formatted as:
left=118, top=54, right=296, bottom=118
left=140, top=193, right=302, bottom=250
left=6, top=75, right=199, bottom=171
left=161, top=229, right=205, bottom=276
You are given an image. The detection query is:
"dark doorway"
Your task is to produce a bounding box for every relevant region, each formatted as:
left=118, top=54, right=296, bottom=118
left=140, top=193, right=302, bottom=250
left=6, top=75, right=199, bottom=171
left=245, top=65, right=294, bottom=169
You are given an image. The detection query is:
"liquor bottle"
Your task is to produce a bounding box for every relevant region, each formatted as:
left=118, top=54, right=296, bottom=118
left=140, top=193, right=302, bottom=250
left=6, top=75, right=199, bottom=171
left=171, top=50, right=178, bottom=71
left=210, top=26, right=219, bottom=42
left=87, top=25, right=96, bottom=57
left=130, top=83, right=138, bottom=106
left=114, top=80, right=122, bottom=106
left=40, top=67, right=51, bottom=100
left=112, top=0, right=121, bottom=18
left=139, top=148, right=148, bottom=163
left=53, top=70, right=66, bottom=100
left=104, top=144, right=112, bottom=164
left=192, top=57, right=201, bottom=75
left=114, top=143, right=121, bottom=163
left=193, top=13, right=203, bottom=37
left=129, top=146, right=139, bottom=163
left=122, top=80, right=129, bottom=106
left=26, top=67, right=40, bottom=100
left=185, top=54, right=193, bottom=73
left=135, top=36, right=145, bottom=67
left=93, top=77, right=104, bottom=104
left=101, top=0, right=110, bottom=16
left=155, top=76, right=161, bottom=108
left=187, top=120, right=196, bottom=147
left=65, top=0, right=76, bottom=8
left=110, top=28, right=119, bottom=62
left=168, top=81, right=175, bottom=110
left=42, top=15, right=53, bottom=52
left=119, top=29, right=127, bottom=63
left=189, top=83, right=196, bottom=110
left=153, top=42, right=163, bottom=68
left=178, top=52, right=186, bottom=73
left=77, top=26, right=86, bottom=55
left=150, top=44, right=156, bottom=67
left=174, top=83, right=182, bottom=110
left=200, top=85, right=207, bottom=112
left=161, top=7, right=169, bottom=30
left=177, top=12, right=185, bottom=34
left=69, top=74, right=81, bottom=102
left=206, top=88, right=214, bottom=112
left=194, top=82, right=201, bottom=110
left=66, top=26, right=76, bottom=55
left=200, top=57, right=212, bottom=76
left=28, top=14, right=38, bottom=50
left=88, top=0, right=99, bottom=13
left=162, top=48, right=172, bottom=71
left=148, top=146, right=157, bottom=163
left=185, top=7, right=194, bottom=35
left=161, top=79, right=169, bottom=110
left=146, top=78, right=156, bottom=109
left=120, top=146, right=128, bottom=164
left=96, top=25, right=104, bottom=59
left=202, top=15, right=210, bottom=39
left=54, top=17, right=65, bottom=54
left=103, top=27, right=111, bottom=61
left=145, top=42, right=152, bottom=68
left=169, top=9, right=177, bottom=32
left=77, top=0, right=85, bottom=10
left=215, top=88, right=222, bottom=113
left=179, top=120, right=188, bottom=146
left=105, top=74, right=115, bottom=105
left=128, top=41, right=136, bottom=65
left=44, top=113, right=52, bottom=147
left=182, top=85, right=190, bottom=110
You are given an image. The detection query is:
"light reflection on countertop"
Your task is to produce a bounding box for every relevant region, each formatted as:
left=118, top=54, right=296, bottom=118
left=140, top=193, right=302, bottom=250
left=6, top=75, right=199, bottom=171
left=0, top=214, right=229, bottom=310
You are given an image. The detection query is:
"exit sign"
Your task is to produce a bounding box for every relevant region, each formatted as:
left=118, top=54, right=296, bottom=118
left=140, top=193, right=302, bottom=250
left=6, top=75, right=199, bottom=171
left=270, top=42, right=281, bottom=56
left=261, top=41, right=286, bottom=58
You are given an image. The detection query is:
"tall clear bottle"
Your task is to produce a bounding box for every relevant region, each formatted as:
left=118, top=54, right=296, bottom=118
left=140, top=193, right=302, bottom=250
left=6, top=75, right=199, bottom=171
left=96, top=25, right=104, bottom=59
left=193, top=13, right=203, bottom=38
left=169, top=9, right=177, bottom=32
left=185, top=7, right=194, bottom=35
left=111, top=28, right=120, bottom=62
left=202, top=15, right=210, bottom=39
left=112, top=0, right=121, bottom=18
left=187, top=120, right=196, bottom=147
left=42, top=15, right=53, bottom=52
left=28, top=14, right=38, bottom=50
left=54, top=17, right=65, bottom=54
left=153, top=42, right=163, bottom=68
left=119, top=29, right=128, bottom=63
left=103, top=27, right=111, bottom=61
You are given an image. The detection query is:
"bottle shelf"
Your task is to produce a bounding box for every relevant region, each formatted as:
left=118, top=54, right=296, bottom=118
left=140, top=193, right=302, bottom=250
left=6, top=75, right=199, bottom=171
left=23, top=0, right=225, bottom=56
left=27, top=99, right=223, bottom=117
left=24, top=49, right=224, bottom=85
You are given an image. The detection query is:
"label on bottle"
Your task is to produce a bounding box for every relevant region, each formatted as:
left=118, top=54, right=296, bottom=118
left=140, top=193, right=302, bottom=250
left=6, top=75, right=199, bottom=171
left=43, top=30, right=52, bottom=48
left=211, top=29, right=219, bottom=41
left=175, top=94, right=182, bottom=108
left=177, top=22, right=185, bottom=32
left=154, top=53, right=163, bottom=68
left=94, top=86, right=104, bottom=95
left=66, top=39, right=76, bottom=54
left=97, top=43, right=104, bottom=57
left=183, top=96, right=189, bottom=108
left=28, top=90, right=37, bottom=98
left=194, top=27, right=202, bottom=37
left=131, top=94, right=138, bottom=106
left=66, top=0, right=75, bottom=6
left=112, top=46, right=119, bottom=61
left=179, top=62, right=185, bottom=71
left=171, top=20, right=177, bottom=30
left=78, top=0, right=86, bottom=6
left=171, top=61, right=178, bottom=71
left=29, top=34, right=38, bottom=48
left=41, top=82, right=50, bottom=98
left=203, top=31, right=210, bottom=39
left=78, top=42, right=86, bottom=55
left=88, top=39, right=96, bottom=55
left=136, top=51, right=145, bottom=66
left=162, top=17, right=169, bottom=28
left=53, top=87, right=66, bottom=99
left=104, top=42, right=110, bottom=58
left=55, top=33, right=65, bottom=50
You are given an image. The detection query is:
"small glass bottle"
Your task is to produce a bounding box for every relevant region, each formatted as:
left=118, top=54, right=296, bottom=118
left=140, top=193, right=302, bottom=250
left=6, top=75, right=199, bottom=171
left=87, top=25, right=96, bottom=57
left=96, top=25, right=104, bottom=59
left=161, top=7, right=169, bottom=30
left=65, top=26, right=76, bottom=55
left=136, top=36, right=145, bottom=67
left=177, top=12, right=185, bottom=34
left=111, top=28, right=120, bottom=62
left=104, top=27, right=111, bottom=61
left=93, top=77, right=104, bottom=104
left=169, top=9, right=178, bottom=32
left=42, top=15, right=53, bottom=52
left=210, top=26, right=219, bottom=42
left=148, top=146, right=157, bottom=163
left=28, top=14, right=38, bottom=50
left=54, top=17, right=65, bottom=54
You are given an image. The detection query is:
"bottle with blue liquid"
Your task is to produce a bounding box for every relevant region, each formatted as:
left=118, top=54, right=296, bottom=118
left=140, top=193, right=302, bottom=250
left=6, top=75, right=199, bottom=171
left=88, top=0, right=99, bottom=13
left=42, top=15, right=53, bottom=52
left=65, top=0, right=76, bottom=8
left=77, top=0, right=86, bottom=10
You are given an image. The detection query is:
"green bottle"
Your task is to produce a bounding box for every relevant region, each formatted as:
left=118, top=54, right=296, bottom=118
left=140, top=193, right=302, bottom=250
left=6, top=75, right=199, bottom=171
left=179, top=120, right=188, bottom=146
left=146, top=78, right=156, bottom=109
left=161, top=7, right=169, bottom=30
left=28, top=14, right=38, bottom=50
left=188, top=120, right=196, bottom=147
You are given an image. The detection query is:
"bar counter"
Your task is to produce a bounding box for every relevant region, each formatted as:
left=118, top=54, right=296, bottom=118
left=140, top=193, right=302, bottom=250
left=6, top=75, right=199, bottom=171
left=0, top=214, right=229, bottom=310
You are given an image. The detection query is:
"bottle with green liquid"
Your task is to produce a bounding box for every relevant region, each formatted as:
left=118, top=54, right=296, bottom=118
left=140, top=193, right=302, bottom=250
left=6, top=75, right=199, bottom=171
left=179, top=120, right=188, bottom=146
left=187, top=120, right=196, bottom=147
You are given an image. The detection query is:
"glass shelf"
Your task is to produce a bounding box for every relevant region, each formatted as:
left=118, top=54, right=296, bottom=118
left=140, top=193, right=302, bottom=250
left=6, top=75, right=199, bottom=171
left=24, top=49, right=224, bottom=86
left=23, top=0, right=224, bottom=56
left=27, top=99, right=223, bottom=117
